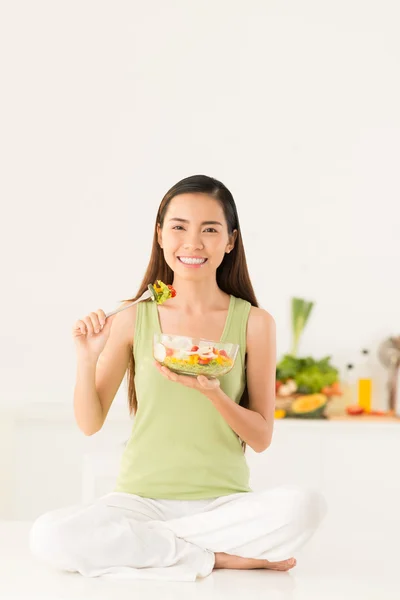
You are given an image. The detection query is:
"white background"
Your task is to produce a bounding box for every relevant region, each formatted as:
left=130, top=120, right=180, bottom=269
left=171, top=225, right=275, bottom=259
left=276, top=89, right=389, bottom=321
left=1, top=6, right=400, bottom=599
left=1, top=1, right=399, bottom=513
left=2, top=1, right=399, bottom=413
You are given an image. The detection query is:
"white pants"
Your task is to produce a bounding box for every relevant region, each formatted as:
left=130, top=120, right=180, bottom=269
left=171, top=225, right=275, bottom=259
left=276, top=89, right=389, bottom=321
left=29, top=485, right=327, bottom=582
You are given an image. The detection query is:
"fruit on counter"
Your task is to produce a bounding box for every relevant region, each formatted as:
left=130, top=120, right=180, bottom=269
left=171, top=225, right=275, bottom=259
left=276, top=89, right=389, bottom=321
left=274, top=409, right=286, bottom=419
left=276, top=379, right=297, bottom=396
left=149, top=280, right=177, bottom=304
left=346, top=406, right=389, bottom=417
left=346, top=405, right=365, bottom=416
left=291, top=394, right=327, bottom=419
left=322, top=381, right=343, bottom=396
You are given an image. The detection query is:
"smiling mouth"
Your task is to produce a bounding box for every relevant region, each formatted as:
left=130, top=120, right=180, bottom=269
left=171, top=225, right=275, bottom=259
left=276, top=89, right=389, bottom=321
left=177, top=257, right=208, bottom=265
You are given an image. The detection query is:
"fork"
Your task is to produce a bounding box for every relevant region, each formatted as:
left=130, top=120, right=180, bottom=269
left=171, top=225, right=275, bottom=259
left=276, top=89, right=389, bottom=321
left=105, top=285, right=156, bottom=319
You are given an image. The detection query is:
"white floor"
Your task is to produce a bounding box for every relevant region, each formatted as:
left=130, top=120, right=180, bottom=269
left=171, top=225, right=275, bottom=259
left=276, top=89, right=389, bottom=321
left=0, top=518, right=395, bottom=600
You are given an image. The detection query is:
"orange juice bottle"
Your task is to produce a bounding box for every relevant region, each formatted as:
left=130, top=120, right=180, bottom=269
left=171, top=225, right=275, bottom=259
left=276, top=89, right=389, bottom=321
left=357, top=349, right=372, bottom=412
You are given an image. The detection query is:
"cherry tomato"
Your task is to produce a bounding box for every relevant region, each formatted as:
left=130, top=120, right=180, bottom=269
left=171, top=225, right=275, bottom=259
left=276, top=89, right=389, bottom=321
left=167, top=285, right=177, bottom=297
left=219, top=350, right=228, bottom=358
left=191, top=345, right=199, bottom=352
left=346, top=405, right=364, bottom=416
left=166, top=348, right=174, bottom=356
left=198, top=357, right=211, bottom=365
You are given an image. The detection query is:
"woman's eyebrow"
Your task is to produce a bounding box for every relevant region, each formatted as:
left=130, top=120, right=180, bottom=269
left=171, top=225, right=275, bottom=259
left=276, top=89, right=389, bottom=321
left=168, top=218, right=223, bottom=226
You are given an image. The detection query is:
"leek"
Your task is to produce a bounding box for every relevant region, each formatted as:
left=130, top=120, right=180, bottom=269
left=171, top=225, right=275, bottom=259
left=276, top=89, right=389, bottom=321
left=290, top=297, right=314, bottom=357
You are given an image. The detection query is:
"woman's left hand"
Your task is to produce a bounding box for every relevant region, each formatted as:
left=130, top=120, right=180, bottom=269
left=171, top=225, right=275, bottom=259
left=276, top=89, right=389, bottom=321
left=154, top=360, right=221, bottom=392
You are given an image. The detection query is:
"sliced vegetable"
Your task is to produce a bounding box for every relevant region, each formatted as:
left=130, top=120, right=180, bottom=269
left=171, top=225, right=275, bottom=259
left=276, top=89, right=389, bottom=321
left=154, top=343, right=167, bottom=362
left=198, top=345, right=213, bottom=355
left=198, top=357, right=212, bottom=365
left=291, top=394, right=327, bottom=418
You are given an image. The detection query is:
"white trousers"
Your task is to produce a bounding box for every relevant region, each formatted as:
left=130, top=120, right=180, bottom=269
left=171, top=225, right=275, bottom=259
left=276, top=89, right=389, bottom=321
left=29, top=485, right=327, bottom=582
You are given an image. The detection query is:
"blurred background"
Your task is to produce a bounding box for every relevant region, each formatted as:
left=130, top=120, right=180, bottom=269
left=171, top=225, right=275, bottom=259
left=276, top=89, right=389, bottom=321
left=1, top=1, right=399, bottom=597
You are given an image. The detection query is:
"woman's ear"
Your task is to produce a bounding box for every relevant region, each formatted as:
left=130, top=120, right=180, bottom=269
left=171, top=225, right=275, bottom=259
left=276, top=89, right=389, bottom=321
left=157, top=223, right=163, bottom=248
left=227, top=229, right=238, bottom=253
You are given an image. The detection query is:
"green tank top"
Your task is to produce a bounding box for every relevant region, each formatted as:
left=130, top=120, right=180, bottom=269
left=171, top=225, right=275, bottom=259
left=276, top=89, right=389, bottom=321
left=114, top=294, right=253, bottom=499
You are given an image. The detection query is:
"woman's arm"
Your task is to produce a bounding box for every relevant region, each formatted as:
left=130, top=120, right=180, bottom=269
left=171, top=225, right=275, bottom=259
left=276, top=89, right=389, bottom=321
left=204, top=308, right=276, bottom=453
left=74, top=304, right=134, bottom=435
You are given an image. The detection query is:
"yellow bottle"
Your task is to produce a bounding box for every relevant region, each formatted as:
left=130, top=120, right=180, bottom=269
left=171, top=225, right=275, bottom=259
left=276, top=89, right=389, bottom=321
left=358, top=379, right=372, bottom=412
left=357, top=349, right=372, bottom=412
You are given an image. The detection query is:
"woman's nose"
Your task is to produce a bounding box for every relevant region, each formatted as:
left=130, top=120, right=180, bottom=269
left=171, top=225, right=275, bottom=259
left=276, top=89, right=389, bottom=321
left=183, top=239, right=204, bottom=250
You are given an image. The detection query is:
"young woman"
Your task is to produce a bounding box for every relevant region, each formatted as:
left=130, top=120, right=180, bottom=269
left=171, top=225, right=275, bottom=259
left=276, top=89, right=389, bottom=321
left=29, top=174, right=326, bottom=582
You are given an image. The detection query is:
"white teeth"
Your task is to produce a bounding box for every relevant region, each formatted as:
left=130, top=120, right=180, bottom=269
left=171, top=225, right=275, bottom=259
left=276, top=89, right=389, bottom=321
left=179, top=257, right=206, bottom=264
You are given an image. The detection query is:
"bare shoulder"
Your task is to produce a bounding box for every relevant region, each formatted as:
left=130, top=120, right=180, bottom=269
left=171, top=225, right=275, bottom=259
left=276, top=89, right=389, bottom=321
left=248, top=305, right=276, bottom=327
left=247, top=306, right=276, bottom=344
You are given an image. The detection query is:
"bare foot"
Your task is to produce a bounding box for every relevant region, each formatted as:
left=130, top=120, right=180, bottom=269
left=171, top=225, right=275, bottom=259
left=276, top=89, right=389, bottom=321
left=264, top=557, right=297, bottom=571
left=214, top=552, right=297, bottom=571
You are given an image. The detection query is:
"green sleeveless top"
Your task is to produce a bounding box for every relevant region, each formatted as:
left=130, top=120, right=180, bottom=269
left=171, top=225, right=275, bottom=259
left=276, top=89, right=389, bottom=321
left=114, top=294, right=253, bottom=499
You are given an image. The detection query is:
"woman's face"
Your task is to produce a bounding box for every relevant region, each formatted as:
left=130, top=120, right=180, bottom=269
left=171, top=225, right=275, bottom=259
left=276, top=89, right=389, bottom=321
left=157, top=193, right=237, bottom=278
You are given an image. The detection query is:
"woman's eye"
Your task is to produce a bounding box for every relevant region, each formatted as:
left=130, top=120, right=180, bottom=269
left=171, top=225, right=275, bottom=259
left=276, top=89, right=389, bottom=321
left=172, top=226, right=217, bottom=233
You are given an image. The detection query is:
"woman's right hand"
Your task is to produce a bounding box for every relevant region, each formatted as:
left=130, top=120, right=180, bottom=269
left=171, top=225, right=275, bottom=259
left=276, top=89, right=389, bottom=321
left=72, top=309, right=116, bottom=359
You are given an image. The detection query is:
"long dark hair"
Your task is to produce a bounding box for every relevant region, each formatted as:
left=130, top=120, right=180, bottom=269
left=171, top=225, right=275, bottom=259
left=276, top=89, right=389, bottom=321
left=121, top=174, right=259, bottom=451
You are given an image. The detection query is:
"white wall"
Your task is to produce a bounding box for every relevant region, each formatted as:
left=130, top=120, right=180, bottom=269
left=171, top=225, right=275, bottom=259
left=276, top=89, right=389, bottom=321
left=2, top=404, right=400, bottom=534
left=1, top=0, right=400, bottom=417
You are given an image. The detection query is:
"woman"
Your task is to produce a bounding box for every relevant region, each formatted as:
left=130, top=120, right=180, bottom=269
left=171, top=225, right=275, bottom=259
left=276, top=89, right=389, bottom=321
left=29, top=174, right=326, bottom=582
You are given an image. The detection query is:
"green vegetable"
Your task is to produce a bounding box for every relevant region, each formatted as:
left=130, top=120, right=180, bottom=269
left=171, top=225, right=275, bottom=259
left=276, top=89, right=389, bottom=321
left=295, top=366, right=338, bottom=394
left=276, top=354, right=339, bottom=394
left=152, top=280, right=172, bottom=304
left=276, top=297, right=338, bottom=394
left=291, top=297, right=314, bottom=356
left=276, top=355, right=300, bottom=380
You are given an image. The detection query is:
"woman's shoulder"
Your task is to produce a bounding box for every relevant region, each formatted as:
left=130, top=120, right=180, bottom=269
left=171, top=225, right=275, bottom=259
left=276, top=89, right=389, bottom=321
left=247, top=305, right=276, bottom=342
left=233, top=295, right=274, bottom=324
left=248, top=304, right=274, bottom=320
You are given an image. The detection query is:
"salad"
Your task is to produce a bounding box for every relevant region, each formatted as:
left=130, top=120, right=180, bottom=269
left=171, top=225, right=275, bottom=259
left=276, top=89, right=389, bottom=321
left=149, top=280, right=177, bottom=304
left=154, top=336, right=236, bottom=377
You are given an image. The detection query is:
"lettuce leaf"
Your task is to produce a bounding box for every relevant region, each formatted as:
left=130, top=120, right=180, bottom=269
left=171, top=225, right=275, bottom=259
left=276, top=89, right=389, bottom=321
left=277, top=354, right=339, bottom=393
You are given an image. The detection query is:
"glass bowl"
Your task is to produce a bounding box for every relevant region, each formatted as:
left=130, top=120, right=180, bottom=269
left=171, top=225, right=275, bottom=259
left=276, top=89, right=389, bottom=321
left=153, top=333, right=239, bottom=377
